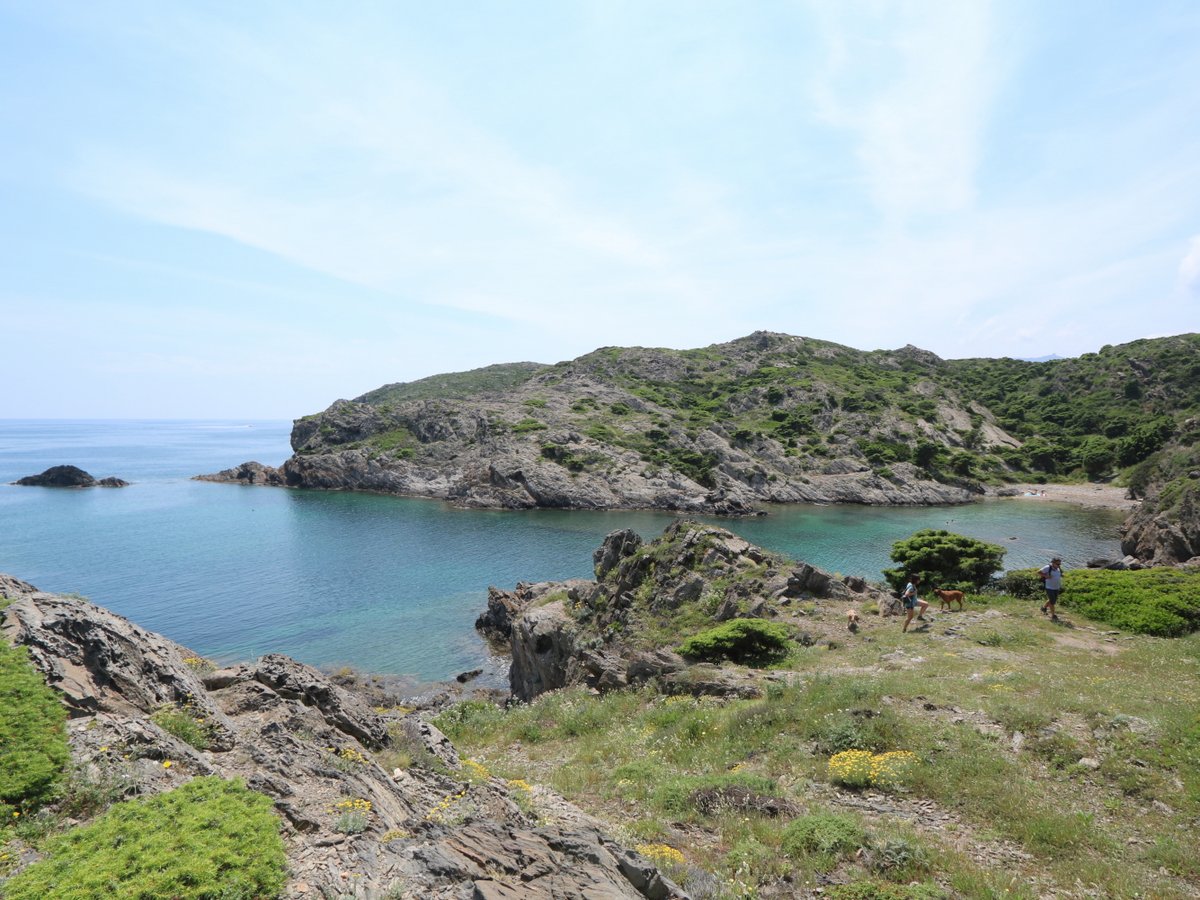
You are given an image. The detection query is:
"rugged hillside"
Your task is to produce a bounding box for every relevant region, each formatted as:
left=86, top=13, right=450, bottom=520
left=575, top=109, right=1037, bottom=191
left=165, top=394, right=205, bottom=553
left=202, top=331, right=1200, bottom=552
left=1120, top=440, right=1200, bottom=564
left=448, top=525, right=1200, bottom=898
left=0, top=578, right=683, bottom=899
left=477, top=521, right=897, bottom=703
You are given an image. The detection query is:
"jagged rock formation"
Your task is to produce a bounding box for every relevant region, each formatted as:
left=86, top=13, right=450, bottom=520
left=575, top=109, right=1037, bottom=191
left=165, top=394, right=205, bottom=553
left=1120, top=442, right=1200, bottom=566
left=482, top=522, right=893, bottom=702
left=14, top=465, right=128, bottom=487
left=0, top=582, right=685, bottom=899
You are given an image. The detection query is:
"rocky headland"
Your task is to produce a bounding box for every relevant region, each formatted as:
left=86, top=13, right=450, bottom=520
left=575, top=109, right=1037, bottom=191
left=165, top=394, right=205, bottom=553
left=197, top=331, right=1200, bottom=565
left=14, top=465, right=128, bottom=488
left=0, top=574, right=684, bottom=899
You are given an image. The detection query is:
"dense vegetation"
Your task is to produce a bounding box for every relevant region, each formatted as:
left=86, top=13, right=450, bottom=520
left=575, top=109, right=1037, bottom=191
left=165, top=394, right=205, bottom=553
left=3, top=777, right=287, bottom=899
left=676, top=619, right=793, bottom=663
left=1004, top=567, right=1200, bottom=636
left=0, top=601, right=70, bottom=816
left=883, top=530, right=1007, bottom=594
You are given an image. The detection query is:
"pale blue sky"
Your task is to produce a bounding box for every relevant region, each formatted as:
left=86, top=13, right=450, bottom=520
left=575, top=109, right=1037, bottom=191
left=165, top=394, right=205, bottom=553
left=2, top=1, right=1198, bottom=418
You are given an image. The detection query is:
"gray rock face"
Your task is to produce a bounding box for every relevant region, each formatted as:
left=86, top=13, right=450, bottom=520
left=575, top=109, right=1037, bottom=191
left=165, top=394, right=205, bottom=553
left=509, top=602, right=579, bottom=703
left=594, top=529, right=644, bottom=579
left=14, top=465, right=128, bottom=487
left=1120, top=504, right=1200, bottom=566
left=193, top=460, right=286, bottom=486
left=475, top=580, right=592, bottom=647
left=2, top=581, right=685, bottom=899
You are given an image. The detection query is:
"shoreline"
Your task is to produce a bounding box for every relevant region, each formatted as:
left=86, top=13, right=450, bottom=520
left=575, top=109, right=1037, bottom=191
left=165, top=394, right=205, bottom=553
left=989, top=482, right=1137, bottom=511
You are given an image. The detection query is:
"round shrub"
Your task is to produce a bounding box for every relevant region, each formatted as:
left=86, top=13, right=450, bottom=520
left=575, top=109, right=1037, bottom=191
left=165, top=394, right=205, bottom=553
left=676, top=619, right=792, bottom=663
left=883, top=529, right=1005, bottom=594
left=3, top=777, right=286, bottom=899
left=782, top=811, right=866, bottom=858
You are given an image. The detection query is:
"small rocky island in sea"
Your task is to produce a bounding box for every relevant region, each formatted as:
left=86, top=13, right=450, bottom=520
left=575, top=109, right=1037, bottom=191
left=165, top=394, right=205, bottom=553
left=13, top=464, right=128, bottom=487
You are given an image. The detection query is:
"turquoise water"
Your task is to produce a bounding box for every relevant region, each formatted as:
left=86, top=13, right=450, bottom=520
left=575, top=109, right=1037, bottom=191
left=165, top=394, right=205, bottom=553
left=0, top=420, right=1125, bottom=682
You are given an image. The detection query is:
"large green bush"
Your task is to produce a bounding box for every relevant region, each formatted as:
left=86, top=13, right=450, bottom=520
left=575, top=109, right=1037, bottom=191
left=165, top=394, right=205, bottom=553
left=2, top=777, right=287, bottom=899
left=1055, top=568, right=1200, bottom=636
left=677, top=619, right=792, bottom=663
left=0, top=623, right=69, bottom=811
left=883, top=529, right=1005, bottom=593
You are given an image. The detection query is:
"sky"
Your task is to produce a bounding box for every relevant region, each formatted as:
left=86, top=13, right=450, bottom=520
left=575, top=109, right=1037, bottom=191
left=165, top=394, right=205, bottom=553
left=2, top=1, right=1198, bottom=419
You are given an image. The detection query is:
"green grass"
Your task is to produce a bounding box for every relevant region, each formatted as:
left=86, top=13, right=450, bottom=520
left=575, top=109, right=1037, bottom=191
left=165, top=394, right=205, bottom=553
left=356, top=362, right=548, bottom=404
left=435, top=595, right=1200, bottom=898
left=0, top=609, right=70, bottom=813
left=2, top=777, right=286, bottom=899
left=151, top=701, right=216, bottom=751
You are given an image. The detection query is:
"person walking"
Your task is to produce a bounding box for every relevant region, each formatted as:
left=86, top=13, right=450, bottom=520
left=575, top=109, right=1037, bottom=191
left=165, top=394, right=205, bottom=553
left=902, top=574, right=929, bottom=633
left=1039, top=557, right=1064, bottom=620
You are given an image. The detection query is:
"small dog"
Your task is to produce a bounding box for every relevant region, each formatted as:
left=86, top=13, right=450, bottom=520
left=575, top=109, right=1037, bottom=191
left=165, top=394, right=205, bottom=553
left=847, top=608, right=860, bottom=632
left=933, top=589, right=964, bottom=611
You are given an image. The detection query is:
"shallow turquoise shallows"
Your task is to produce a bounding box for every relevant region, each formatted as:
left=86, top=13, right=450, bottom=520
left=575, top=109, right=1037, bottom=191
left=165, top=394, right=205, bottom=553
left=0, top=420, right=1125, bottom=684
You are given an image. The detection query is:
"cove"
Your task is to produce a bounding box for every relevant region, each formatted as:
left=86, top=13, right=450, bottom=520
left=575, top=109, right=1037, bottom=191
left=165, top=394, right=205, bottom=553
left=0, top=420, right=1124, bottom=682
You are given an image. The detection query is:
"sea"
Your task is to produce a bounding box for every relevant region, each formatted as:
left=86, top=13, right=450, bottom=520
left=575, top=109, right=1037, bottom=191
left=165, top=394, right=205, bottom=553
left=0, top=420, right=1126, bottom=686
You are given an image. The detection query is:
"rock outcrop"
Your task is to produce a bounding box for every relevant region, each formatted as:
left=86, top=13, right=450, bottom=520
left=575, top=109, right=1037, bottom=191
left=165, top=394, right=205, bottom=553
left=1119, top=444, right=1200, bottom=566
left=487, top=522, right=893, bottom=703
left=14, top=465, right=128, bottom=487
left=193, top=460, right=286, bottom=486
left=0, top=582, right=686, bottom=899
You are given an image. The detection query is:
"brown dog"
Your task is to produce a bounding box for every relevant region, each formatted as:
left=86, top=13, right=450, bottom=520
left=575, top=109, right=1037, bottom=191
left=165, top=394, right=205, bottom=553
left=933, top=589, right=964, bottom=611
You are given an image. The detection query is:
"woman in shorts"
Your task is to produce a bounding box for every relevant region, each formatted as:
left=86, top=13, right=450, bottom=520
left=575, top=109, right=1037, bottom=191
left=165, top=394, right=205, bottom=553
left=902, top=574, right=929, bottom=633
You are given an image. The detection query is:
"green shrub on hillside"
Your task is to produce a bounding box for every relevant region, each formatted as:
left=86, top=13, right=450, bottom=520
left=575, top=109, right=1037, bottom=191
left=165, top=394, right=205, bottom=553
left=677, top=620, right=791, bottom=663
left=2, top=777, right=286, bottom=900
left=0, top=626, right=69, bottom=811
left=1000, top=567, right=1200, bottom=635
left=883, top=530, right=1005, bottom=593
left=1056, top=568, right=1200, bottom=636
left=781, top=811, right=865, bottom=858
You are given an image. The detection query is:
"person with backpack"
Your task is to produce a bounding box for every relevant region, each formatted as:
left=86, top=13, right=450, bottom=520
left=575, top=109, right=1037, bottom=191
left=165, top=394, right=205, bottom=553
left=901, top=574, right=929, bottom=633
left=1039, top=557, right=1064, bottom=620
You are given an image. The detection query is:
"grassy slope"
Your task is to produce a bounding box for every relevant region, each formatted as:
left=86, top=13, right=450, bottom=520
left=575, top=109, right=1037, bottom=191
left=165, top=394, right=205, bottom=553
left=438, top=590, right=1200, bottom=899
left=356, top=361, right=548, bottom=404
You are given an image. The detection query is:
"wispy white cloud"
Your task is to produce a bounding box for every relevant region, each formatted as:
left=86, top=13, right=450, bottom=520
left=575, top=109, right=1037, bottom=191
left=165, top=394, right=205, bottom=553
left=10, top=0, right=1196, bottom=420
left=1180, top=236, right=1200, bottom=297
left=806, top=0, right=1000, bottom=222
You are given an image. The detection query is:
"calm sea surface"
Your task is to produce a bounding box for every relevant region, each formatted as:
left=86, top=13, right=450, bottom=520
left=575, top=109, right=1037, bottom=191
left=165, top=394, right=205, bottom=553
left=0, top=420, right=1125, bottom=682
